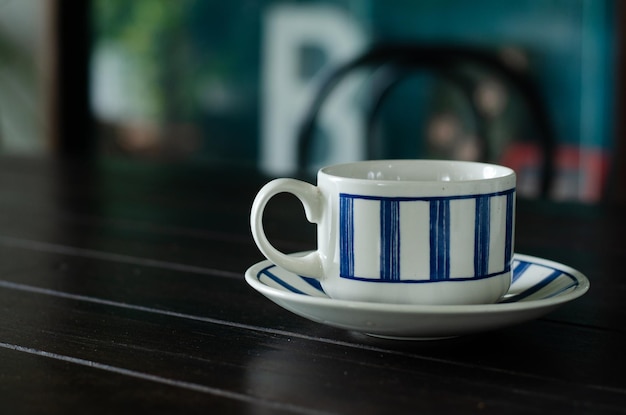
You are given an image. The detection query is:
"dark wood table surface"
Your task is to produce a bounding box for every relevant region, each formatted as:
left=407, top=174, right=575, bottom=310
left=0, top=156, right=623, bottom=414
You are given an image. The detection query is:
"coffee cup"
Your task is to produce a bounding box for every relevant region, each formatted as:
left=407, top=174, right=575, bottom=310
left=251, top=159, right=516, bottom=305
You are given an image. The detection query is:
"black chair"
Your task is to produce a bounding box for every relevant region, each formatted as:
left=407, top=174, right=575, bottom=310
left=296, top=43, right=556, bottom=198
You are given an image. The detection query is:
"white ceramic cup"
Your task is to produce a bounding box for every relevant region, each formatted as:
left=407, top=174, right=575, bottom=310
left=251, top=160, right=516, bottom=305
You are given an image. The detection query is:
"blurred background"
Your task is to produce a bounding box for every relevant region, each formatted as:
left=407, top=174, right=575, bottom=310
left=0, top=0, right=622, bottom=202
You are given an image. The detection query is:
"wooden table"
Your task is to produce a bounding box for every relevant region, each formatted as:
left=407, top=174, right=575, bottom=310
left=0, top=156, right=623, bottom=414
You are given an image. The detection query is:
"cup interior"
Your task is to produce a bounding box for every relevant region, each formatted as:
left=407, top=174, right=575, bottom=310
left=321, top=160, right=514, bottom=183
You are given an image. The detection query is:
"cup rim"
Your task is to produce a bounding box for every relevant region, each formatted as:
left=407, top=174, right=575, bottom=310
left=319, top=159, right=515, bottom=184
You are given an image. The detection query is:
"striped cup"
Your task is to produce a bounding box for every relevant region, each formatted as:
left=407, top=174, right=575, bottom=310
left=251, top=160, right=516, bottom=305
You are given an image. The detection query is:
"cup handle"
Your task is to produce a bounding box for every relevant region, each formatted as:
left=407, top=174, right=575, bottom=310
left=250, top=178, right=324, bottom=279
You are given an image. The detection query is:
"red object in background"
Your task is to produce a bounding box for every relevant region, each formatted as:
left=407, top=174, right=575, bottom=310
left=499, top=143, right=611, bottom=202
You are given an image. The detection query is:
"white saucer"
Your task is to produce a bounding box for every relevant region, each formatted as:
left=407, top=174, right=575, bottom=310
left=245, top=252, right=589, bottom=340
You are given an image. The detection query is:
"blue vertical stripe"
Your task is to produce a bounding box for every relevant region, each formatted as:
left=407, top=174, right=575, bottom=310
left=380, top=200, right=401, bottom=281
left=429, top=200, right=450, bottom=280
left=504, top=191, right=514, bottom=268
left=474, top=195, right=491, bottom=277
left=339, top=195, right=354, bottom=278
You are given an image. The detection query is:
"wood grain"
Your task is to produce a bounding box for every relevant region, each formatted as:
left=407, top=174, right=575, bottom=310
left=0, top=156, right=623, bottom=414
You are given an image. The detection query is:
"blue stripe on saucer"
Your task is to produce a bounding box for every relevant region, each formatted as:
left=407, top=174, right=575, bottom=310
left=258, top=267, right=307, bottom=295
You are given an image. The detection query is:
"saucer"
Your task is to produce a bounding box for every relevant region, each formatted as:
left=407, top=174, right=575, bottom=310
left=245, top=252, right=589, bottom=340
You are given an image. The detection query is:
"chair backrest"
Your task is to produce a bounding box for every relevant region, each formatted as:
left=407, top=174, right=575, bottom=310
left=296, top=43, right=556, bottom=198
left=50, top=0, right=94, bottom=157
